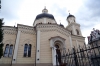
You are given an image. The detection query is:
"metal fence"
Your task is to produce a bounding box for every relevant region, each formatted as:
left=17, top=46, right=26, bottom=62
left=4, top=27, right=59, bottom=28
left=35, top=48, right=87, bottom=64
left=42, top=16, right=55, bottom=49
left=65, top=42, right=100, bottom=66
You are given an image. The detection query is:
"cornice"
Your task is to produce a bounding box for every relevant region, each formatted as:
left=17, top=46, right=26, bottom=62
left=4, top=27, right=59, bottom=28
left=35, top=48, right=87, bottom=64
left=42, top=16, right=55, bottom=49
left=3, top=31, right=17, bottom=35
left=2, top=26, right=17, bottom=31
left=49, top=36, right=66, bottom=40
left=71, top=35, right=85, bottom=40
left=17, top=24, right=35, bottom=31
left=17, top=25, right=36, bottom=34
left=36, top=24, right=71, bottom=36
left=2, top=26, right=17, bottom=35
left=2, top=24, right=36, bottom=35
left=21, top=30, right=36, bottom=35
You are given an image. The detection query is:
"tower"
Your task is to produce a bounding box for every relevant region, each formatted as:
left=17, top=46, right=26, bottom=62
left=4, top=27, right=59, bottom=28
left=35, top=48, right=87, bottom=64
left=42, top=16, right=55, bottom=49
left=66, top=14, right=82, bottom=36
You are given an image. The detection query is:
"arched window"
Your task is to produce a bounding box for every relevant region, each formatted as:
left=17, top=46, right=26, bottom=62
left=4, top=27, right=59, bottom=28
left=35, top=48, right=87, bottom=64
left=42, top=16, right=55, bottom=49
left=4, top=44, right=9, bottom=57
left=24, top=44, right=28, bottom=57
left=76, top=29, right=79, bottom=35
left=28, top=44, right=31, bottom=57
left=24, top=44, right=32, bottom=57
left=9, top=45, right=13, bottom=57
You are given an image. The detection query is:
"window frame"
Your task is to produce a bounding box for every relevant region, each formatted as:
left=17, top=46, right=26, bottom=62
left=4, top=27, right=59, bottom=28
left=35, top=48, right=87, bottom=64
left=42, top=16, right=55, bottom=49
left=4, top=44, right=9, bottom=57
left=23, top=44, right=32, bottom=57
left=8, top=45, right=13, bottom=57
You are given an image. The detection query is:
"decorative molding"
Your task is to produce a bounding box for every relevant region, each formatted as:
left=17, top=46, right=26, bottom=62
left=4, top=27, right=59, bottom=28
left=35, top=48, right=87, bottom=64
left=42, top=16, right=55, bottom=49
left=21, top=30, right=36, bottom=35
left=3, top=25, right=36, bottom=35
left=71, top=35, right=85, bottom=39
left=36, top=24, right=70, bottom=36
left=4, top=31, right=17, bottom=35
left=2, top=27, right=17, bottom=35
left=18, top=24, right=34, bottom=31
left=2, top=26, right=17, bottom=31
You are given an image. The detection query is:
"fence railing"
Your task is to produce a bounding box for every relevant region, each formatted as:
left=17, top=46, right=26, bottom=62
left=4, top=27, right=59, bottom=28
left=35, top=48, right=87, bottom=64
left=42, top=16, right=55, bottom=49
left=65, top=41, right=100, bottom=66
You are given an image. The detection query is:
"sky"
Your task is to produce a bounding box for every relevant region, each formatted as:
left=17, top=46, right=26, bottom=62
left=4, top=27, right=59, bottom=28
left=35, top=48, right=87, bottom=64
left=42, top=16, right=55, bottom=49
left=0, top=0, right=100, bottom=44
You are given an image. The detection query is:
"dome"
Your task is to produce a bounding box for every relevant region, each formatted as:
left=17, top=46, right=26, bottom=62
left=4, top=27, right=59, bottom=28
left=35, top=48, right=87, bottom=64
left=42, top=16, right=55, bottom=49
left=59, top=23, right=64, bottom=27
left=35, top=13, right=55, bottom=20
left=35, top=7, right=55, bottom=20
left=67, top=14, right=75, bottom=19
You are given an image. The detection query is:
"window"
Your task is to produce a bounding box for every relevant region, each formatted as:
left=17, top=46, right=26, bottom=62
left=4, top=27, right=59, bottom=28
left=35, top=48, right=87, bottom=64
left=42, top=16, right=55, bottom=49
left=28, top=44, right=31, bottom=57
left=9, top=45, right=13, bottom=57
left=4, top=44, right=13, bottom=57
left=24, top=44, right=28, bottom=57
left=76, top=29, right=79, bottom=35
left=4, top=44, right=9, bottom=57
left=24, top=44, right=32, bottom=57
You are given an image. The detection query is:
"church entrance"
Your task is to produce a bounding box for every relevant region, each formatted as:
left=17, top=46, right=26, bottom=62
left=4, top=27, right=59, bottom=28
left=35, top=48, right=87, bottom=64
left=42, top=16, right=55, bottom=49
left=49, top=36, right=66, bottom=66
left=55, top=44, right=61, bottom=66
left=53, top=41, right=66, bottom=66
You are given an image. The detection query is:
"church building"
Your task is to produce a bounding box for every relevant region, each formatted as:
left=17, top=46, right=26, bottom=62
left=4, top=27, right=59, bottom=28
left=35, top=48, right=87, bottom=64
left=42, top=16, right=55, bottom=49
left=0, top=8, right=85, bottom=66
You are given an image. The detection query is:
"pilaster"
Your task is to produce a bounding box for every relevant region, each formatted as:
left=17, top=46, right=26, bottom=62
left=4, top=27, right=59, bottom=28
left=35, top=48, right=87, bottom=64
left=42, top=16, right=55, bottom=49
left=36, top=30, right=40, bottom=63
left=12, top=30, right=21, bottom=63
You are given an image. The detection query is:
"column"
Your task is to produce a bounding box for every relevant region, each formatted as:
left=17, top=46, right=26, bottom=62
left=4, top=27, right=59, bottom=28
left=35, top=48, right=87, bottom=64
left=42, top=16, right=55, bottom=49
left=53, top=47, right=56, bottom=66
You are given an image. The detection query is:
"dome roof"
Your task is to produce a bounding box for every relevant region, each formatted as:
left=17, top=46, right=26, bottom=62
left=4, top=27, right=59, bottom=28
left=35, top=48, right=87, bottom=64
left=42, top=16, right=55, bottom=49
left=35, top=13, right=55, bottom=20
left=67, top=14, right=75, bottom=19
left=35, top=7, right=55, bottom=20
left=59, top=23, right=64, bottom=27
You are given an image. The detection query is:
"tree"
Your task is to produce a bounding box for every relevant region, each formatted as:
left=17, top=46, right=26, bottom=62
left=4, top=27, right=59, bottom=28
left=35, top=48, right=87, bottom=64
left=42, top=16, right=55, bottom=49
left=0, top=19, right=4, bottom=58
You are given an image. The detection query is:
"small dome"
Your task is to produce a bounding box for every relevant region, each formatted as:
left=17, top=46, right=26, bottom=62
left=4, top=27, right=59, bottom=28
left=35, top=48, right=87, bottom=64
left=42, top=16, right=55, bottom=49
left=59, top=23, right=64, bottom=27
left=35, top=13, right=55, bottom=20
left=67, top=14, right=75, bottom=19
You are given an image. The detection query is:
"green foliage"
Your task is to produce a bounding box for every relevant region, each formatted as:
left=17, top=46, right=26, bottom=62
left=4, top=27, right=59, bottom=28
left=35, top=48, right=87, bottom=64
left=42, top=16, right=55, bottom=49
left=0, top=43, right=3, bottom=58
left=0, top=19, right=4, bottom=58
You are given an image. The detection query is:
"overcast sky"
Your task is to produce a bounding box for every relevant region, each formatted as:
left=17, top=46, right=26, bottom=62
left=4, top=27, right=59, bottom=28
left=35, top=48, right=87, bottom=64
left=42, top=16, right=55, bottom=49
left=0, top=0, right=100, bottom=44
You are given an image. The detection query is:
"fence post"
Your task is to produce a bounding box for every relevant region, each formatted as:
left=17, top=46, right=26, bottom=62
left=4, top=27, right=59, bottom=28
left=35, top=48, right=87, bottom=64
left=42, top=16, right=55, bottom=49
left=73, top=48, right=79, bottom=66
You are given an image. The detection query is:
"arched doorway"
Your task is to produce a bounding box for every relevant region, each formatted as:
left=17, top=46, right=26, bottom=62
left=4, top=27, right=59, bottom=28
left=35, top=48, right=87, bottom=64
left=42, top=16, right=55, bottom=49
left=54, top=41, right=64, bottom=66
left=49, top=36, right=66, bottom=66
left=55, top=44, right=61, bottom=65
